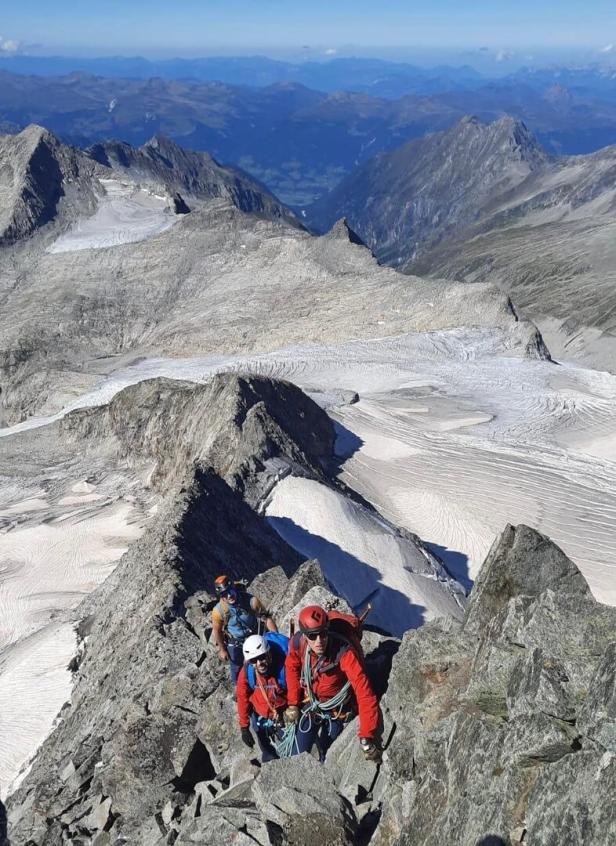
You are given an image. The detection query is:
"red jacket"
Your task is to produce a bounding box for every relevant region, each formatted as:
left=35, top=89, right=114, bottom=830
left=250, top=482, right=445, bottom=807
left=236, top=665, right=287, bottom=729
left=285, top=633, right=381, bottom=740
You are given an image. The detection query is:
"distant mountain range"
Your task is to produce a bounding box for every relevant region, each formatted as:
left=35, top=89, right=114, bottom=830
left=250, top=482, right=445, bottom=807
left=4, top=64, right=616, bottom=205
left=0, top=54, right=487, bottom=98
left=309, top=115, right=616, bottom=369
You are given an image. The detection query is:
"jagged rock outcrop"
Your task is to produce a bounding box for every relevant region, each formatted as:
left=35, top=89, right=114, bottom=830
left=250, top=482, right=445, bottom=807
left=60, top=373, right=335, bottom=505
left=8, top=518, right=614, bottom=845
left=370, top=524, right=616, bottom=846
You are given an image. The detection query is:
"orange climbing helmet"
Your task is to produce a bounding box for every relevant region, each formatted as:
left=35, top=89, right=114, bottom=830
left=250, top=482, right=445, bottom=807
left=214, top=574, right=233, bottom=596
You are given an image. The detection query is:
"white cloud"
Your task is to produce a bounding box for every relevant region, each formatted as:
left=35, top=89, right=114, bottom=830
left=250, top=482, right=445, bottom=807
left=599, top=43, right=614, bottom=53
left=496, top=49, right=516, bottom=62
left=324, top=47, right=337, bottom=56
left=0, top=36, right=24, bottom=54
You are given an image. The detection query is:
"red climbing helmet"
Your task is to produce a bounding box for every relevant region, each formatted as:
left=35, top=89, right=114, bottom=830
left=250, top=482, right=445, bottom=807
left=298, top=605, right=329, bottom=635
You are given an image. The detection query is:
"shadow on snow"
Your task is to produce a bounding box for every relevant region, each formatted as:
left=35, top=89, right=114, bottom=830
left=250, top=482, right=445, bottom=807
left=266, top=515, right=426, bottom=637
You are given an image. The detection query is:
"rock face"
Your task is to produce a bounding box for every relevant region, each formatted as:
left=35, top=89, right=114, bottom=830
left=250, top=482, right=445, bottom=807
left=372, top=524, right=616, bottom=846
left=8, top=515, right=614, bottom=844
left=0, top=125, right=101, bottom=244
left=306, top=116, right=548, bottom=264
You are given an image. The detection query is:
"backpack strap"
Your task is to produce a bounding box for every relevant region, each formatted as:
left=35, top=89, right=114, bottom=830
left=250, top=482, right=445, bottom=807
left=225, top=593, right=257, bottom=640
left=246, top=662, right=256, bottom=690
left=313, top=631, right=352, bottom=674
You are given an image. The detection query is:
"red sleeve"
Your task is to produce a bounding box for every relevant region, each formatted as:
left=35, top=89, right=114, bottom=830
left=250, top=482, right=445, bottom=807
left=285, top=638, right=303, bottom=707
left=236, top=666, right=252, bottom=728
left=340, top=650, right=381, bottom=740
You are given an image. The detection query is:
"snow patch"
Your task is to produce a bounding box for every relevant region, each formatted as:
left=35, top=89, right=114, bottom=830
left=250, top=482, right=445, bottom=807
left=47, top=179, right=177, bottom=253
left=0, top=497, right=144, bottom=791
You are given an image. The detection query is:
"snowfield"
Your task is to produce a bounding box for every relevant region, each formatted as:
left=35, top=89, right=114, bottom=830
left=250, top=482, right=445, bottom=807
left=1, top=326, right=616, bottom=793
left=265, top=476, right=466, bottom=636
left=47, top=179, right=177, bottom=253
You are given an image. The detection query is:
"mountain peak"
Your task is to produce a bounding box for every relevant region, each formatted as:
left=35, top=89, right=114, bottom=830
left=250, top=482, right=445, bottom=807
left=447, top=114, right=546, bottom=168
left=17, top=123, right=59, bottom=149
left=0, top=125, right=95, bottom=245
left=325, top=217, right=368, bottom=247
left=306, top=113, right=548, bottom=265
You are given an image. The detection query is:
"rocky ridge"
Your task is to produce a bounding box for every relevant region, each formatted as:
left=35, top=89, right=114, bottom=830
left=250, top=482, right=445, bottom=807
left=5, top=370, right=615, bottom=845
left=59, top=373, right=336, bottom=506
left=2, top=369, right=406, bottom=842
left=87, top=135, right=300, bottom=226
left=7, top=511, right=614, bottom=843
left=0, top=124, right=295, bottom=251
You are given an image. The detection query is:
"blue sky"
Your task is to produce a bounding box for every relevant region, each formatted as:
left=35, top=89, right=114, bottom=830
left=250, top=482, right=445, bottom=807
left=3, top=0, right=616, bottom=55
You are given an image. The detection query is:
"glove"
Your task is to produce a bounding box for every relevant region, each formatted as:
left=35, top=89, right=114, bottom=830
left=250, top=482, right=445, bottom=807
left=241, top=727, right=255, bottom=748
left=284, top=706, right=301, bottom=725
left=360, top=738, right=382, bottom=763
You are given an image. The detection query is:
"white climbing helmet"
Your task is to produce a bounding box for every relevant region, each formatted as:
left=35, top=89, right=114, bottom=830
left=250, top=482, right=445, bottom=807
left=242, top=634, right=270, bottom=662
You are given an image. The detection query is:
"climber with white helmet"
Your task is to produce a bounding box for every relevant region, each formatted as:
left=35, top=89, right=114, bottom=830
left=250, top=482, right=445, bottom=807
left=236, top=631, right=290, bottom=762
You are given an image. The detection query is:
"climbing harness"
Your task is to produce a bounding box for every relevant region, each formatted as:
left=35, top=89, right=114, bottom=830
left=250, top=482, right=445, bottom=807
left=270, top=635, right=354, bottom=758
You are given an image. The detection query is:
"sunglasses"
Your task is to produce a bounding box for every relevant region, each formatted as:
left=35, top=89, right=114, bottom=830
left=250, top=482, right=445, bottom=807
left=305, top=630, right=329, bottom=641
left=248, top=654, right=269, bottom=664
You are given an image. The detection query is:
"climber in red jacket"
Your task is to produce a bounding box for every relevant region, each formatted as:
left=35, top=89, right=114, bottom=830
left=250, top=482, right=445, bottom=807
left=284, top=604, right=382, bottom=763
left=236, top=632, right=289, bottom=762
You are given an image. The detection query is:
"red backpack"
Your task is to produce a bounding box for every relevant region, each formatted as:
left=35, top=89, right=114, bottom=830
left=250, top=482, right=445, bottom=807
left=326, top=609, right=365, bottom=663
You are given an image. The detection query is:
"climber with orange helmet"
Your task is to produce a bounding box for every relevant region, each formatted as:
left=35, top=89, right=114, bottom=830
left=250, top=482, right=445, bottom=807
left=284, top=604, right=382, bottom=763
left=212, top=575, right=277, bottom=684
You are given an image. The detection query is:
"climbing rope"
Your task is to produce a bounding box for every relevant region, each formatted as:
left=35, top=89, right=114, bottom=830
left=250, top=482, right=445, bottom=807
left=267, top=645, right=352, bottom=758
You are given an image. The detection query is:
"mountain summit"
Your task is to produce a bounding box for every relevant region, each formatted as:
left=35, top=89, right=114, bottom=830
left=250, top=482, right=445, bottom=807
left=306, top=116, right=548, bottom=265
left=0, top=125, right=101, bottom=245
